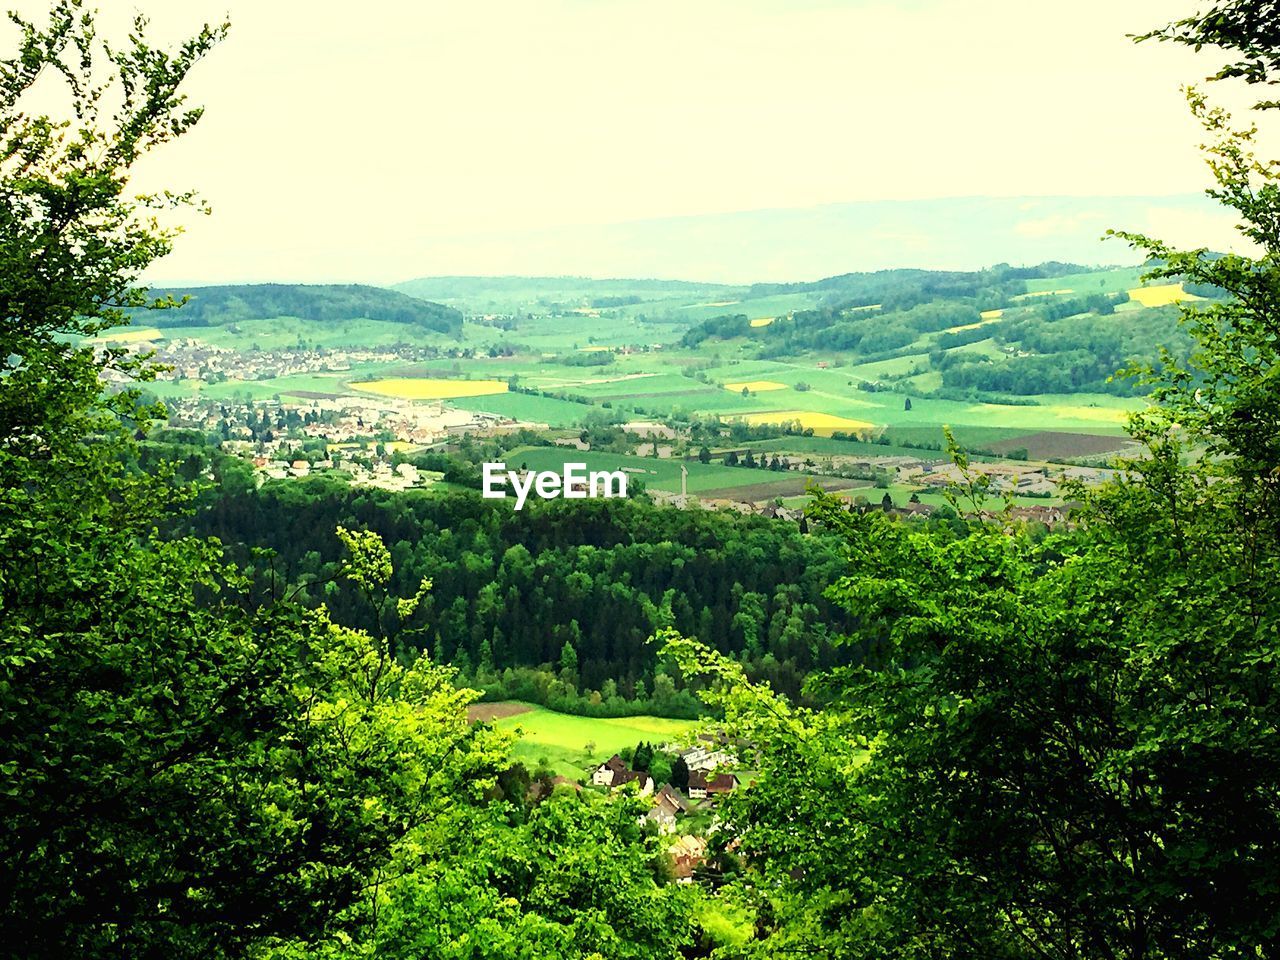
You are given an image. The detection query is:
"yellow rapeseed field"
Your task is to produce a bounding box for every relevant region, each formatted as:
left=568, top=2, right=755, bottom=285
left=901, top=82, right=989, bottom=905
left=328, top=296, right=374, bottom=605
left=742, top=410, right=875, bottom=436
left=724, top=380, right=789, bottom=393
left=1127, top=283, right=1203, bottom=308
left=749, top=317, right=775, bottom=327
left=352, top=378, right=509, bottom=400
left=945, top=311, right=1004, bottom=334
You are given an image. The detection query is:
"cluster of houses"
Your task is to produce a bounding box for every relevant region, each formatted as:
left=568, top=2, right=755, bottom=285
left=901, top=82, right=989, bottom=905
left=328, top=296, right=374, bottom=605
left=251, top=458, right=437, bottom=491
left=99, top=337, right=420, bottom=385
left=591, top=743, right=741, bottom=829
left=588, top=743, right=742, bottom=881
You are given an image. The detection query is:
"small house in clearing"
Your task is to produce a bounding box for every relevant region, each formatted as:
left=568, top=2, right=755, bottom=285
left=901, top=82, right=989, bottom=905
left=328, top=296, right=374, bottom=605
left=592, top=754, right=654, bottom=795
left=669, top=834, right=708, bottom=881
left=645, top=783, right=693, bottom=833
left=687, top=770, right=739, bottom=800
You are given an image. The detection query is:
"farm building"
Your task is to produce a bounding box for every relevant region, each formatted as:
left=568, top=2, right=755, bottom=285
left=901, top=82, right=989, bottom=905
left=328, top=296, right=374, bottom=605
left=687, top=771, right=739, bottom=800
left=592, top=754, right=655, bottom=795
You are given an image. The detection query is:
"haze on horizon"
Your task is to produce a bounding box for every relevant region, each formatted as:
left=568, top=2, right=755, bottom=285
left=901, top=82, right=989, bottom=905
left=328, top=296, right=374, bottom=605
left=15, top=0, right=1257, bottom=286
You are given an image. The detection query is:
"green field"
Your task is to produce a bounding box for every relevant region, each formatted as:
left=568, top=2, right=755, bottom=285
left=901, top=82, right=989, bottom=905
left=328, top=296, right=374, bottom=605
left=1024, top=267, right=1144, bottom=295
left=449, top=392, right=596, bottom=425
left=484, top=703, right=700, bottom=780
left=504, top=446, right=851, bottom=499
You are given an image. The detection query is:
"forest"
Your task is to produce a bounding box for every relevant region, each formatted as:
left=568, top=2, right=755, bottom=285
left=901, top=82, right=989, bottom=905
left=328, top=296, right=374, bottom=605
left=192, top=477, right=857, bottom=704
left=4, top=2, right=1280, bottom=959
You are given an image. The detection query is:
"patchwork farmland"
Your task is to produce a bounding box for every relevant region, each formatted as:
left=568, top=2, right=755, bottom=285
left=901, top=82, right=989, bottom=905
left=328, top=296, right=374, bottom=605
left=133, top=262, right=1199, bottom=508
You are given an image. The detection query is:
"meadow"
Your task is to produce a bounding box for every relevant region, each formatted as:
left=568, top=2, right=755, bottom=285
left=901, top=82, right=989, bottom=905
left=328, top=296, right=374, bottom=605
left=477, top=703, right=700, bottom=780
left=503, top=446, right=852, bottom=499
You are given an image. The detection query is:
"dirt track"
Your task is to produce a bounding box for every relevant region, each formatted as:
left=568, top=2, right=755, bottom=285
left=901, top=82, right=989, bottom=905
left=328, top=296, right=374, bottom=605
left=467, top=701, right=534, bottom=723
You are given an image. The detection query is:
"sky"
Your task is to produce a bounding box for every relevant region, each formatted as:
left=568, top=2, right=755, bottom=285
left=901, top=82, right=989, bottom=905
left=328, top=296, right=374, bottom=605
left=11, top=0, right=1260, bottom=284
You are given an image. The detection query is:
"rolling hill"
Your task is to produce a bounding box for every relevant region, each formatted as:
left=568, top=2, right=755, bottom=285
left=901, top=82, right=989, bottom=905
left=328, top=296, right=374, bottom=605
left=143, top=283, right=462, bottom=334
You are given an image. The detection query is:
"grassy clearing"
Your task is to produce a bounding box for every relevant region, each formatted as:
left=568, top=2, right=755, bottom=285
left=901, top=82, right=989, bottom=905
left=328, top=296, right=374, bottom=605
left=156, top=316, right=445, bottom=351
left=351, top=377, right=509, bottom=399
left=484, top=703, right=700, bottom=780
left=1025, top=267, right=1144, bottom=295
left=147, top=371, right=380, bottom=402
left=845, top=354, right=930, bottom=380
left=506, top=446, right=831, bottom=496
left=448, top=392, right=595, bottom=425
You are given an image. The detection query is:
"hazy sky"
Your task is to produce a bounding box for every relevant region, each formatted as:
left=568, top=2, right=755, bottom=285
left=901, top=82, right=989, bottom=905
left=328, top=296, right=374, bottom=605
left=13, top=1, right=1254, bottom=283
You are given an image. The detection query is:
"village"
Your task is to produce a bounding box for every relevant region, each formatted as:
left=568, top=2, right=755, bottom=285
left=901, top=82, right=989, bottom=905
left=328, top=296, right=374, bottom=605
left=588, top=742, right=742, bottom=882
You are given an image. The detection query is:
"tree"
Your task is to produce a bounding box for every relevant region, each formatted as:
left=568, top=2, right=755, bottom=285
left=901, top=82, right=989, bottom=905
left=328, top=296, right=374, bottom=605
left=559, top=639, right=579, bottom=685
left=698, top=445, right=711, bottom=464
left=671, top=756, right=690, bottom=793
left=633, top=741, right=654, bottom=772
left=1140, top=1, right=1280, bottom=105
left=904, top=396, right=912, bottom=411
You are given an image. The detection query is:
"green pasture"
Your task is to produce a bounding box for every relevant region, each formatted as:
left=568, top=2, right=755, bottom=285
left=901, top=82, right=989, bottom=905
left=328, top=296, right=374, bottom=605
left=142, top=306, right=1144, bottom=450
left=1024, top=267, right=1144, bottom=295
left=449, top=392, right=596, bottom=425
left=504, top=446, right=834, bottom=496
left=487, top=703, right=699, bottom=780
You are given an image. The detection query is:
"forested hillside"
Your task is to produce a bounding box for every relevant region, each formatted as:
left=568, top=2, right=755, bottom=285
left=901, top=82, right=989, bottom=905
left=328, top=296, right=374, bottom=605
left=193, top=480, right=855, bottom=703
left=146, top=282, right=462, bottom=332
left=683, top=267, right=1194, bottom=396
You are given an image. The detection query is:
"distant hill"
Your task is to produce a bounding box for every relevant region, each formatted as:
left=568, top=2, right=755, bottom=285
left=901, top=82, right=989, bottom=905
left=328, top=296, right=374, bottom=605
left=144, top=283, right=462, bottom=333
left=387, top=194, right=1231, bottom=284
left=393, top=275, right=736, bottom=311
left=743, top=262, right=1100, bottom=308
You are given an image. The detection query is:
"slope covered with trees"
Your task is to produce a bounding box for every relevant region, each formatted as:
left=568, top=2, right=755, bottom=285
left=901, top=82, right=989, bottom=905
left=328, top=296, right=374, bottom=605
left=192, top=480, right=855, bottom=704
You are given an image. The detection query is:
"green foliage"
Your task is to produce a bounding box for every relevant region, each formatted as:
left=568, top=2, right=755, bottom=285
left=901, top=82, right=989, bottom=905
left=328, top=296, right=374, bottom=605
left=1140, top=1, right=1280, bottom=106
left=348, top=793, right=694, bottom=960
left=0, top=6, right=695, bottom=957
left=195, top=484, right=853, bottom=701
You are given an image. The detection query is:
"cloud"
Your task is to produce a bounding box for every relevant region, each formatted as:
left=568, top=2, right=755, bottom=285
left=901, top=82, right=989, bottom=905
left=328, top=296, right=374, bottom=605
left=1013, top=211, right=1108, bottom=239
